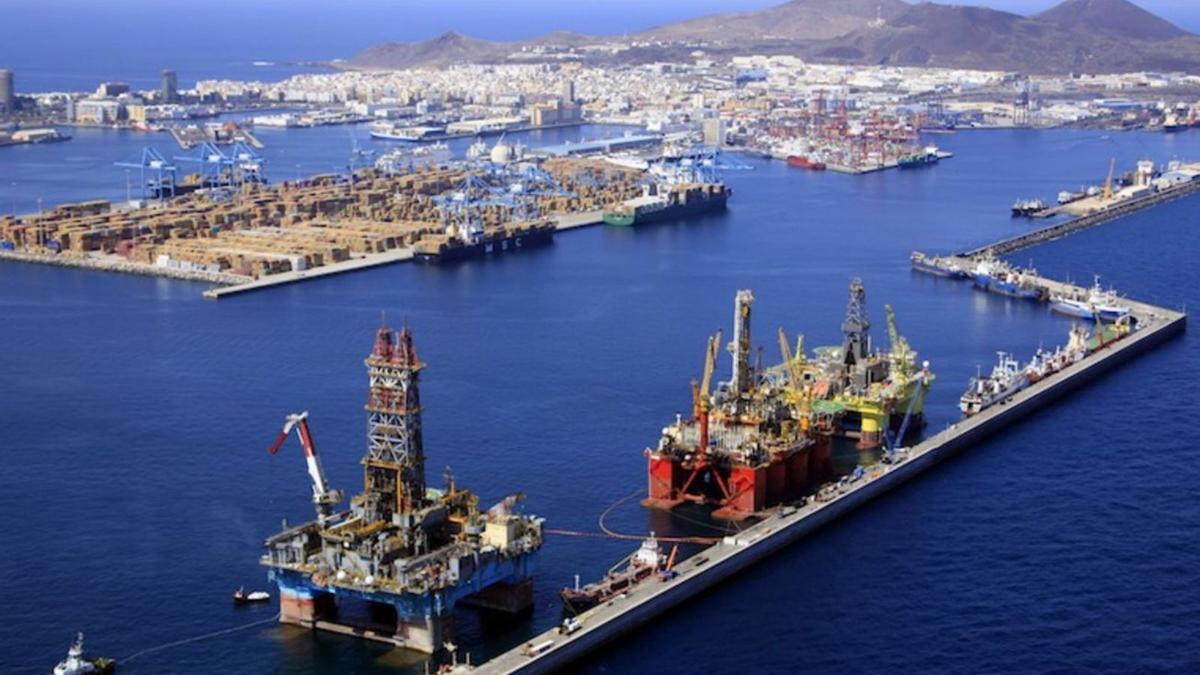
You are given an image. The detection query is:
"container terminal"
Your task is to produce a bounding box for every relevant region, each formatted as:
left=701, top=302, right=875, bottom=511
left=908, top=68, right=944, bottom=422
left=0, top=143, right=733, bottom=297
left=261, top=325, right=544, bottom=653
left=460, top=271, right=1185, bottom=675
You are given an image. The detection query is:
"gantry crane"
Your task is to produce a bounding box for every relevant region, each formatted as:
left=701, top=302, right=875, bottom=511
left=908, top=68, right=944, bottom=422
left=267, top=411, right=342, bottom=522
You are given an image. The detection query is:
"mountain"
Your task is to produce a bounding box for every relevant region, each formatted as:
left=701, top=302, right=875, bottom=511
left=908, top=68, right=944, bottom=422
left=809, top=0, right=1200, bottom=73
left=345, top=0, right=1200, bottom=75
left=350, top=32, right=512, bottom=70
left=1035, top=0, right=1187, bottom=42
left=635, top=0, right=910, bottom=42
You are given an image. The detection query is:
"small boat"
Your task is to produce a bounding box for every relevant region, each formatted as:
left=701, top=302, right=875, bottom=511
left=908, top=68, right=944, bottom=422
left=233, top=587, right=270, bottom=604
left=53, top=633, right=115, bottom=675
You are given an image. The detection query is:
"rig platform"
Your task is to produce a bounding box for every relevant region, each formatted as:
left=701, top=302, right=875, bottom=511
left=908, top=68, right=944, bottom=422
left=260, top=325, right=544, bottom=653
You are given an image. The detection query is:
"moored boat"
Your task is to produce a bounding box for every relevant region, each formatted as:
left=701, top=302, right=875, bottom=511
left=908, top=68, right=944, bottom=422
left=786, top=155, right=826, bottom=171
left=561, top=535, right=676, bottom=614
left=910, top=251, right=967, bottom=278
left=1049, top=276, right=1132, bottom=322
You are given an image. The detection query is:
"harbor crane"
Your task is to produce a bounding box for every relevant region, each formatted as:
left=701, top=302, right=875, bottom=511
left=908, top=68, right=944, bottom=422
left=1103, top=157, right=1116, bottom=201
left=267, top=411, right=342, bottom=522
left=114, top=147, right=178, bottom=201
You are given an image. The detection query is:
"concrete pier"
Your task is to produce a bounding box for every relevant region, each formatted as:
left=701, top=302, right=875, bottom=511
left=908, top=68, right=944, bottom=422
left=962, top=178, right=1200, bottom=258
left=472, top=286, right=1185, bottom=674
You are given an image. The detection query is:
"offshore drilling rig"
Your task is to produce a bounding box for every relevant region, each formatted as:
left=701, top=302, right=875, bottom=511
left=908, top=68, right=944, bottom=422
left=643, top=280, right=933, bottom=520
left=261, top=325, right=543, bottom=653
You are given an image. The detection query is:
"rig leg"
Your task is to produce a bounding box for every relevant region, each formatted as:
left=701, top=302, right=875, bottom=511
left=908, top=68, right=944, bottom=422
left=396, top=613, right=456, bottom=654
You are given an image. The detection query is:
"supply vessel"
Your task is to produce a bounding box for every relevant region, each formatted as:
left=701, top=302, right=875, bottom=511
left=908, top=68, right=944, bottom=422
left=260, top=325, right=544, bottom=653
left=560, top=535, right=676, bottom=614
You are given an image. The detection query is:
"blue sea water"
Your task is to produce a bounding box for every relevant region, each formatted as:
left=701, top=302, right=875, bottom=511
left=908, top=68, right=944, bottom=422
left=2, top=127, right=1200, bottom=674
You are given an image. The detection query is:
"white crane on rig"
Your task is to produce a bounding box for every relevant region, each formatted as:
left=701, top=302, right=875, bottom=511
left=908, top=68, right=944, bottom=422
left=267, top=411, right=342, bottom=522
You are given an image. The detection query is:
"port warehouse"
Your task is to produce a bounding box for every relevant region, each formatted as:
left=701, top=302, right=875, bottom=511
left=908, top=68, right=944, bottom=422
left=0, top=158, right=647, bottom=279
left=475, top=290, right=1186, bottom=675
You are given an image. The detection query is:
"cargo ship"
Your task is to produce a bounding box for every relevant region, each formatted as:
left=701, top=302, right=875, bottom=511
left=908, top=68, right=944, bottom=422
left=970, top=258, right=1048, bottom=301
left=897, top=145, right=941, bottom=169
left=910, top=251, right=968, bottom=278
left=602, top=183, right=729, bottom=226
left=1049, top=276, right=1132, bottom=322
left=786, top=155, right=826, bottom=171
left=560, top=535, right=675, bottom=614
left=413, top=220, right=555, bottom=263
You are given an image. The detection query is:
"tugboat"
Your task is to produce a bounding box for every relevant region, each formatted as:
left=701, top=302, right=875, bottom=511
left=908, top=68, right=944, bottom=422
left=959, top=352, right=1029, bottom=416
left=52, top=633, right=115, bottom=675
left=560, top=535, right=675, bottom=614
left=233, top=587, right=271, bottom=605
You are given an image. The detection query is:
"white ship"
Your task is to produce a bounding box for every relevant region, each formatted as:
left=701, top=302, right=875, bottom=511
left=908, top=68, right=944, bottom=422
left=375, top=143, right=453, bottom=173
left=959, top=352, right=1029, bottom=416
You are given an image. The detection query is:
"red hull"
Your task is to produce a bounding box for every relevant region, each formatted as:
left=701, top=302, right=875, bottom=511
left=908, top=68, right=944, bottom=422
left=787, top=156, right=826, bottom=171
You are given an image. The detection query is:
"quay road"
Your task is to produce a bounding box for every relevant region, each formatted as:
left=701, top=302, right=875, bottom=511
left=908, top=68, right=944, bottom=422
left=469, top=279, right=1185, bottom=674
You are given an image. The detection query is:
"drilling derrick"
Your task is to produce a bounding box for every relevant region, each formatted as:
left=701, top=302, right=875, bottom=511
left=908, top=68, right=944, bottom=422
left=262, top=324, right=543, bottom=654
left=727, top=289, right=754, bottom=400
left=364, top=326, right=426, bottom=521
left=842, top=277, right=870, bottom=370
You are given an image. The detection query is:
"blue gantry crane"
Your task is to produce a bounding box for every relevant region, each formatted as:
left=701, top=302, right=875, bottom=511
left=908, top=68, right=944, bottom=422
left=114, top=147, right=178, bottom=200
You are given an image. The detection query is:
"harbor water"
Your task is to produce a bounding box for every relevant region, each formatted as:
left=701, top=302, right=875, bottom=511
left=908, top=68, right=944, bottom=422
left=2, top=128, right=1199, bottom=673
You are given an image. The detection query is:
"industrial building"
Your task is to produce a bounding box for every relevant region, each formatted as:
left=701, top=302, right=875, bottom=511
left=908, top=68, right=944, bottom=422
left=160, top=70, right=178, bottom=103
left=0, top=69, right=13, bottom=110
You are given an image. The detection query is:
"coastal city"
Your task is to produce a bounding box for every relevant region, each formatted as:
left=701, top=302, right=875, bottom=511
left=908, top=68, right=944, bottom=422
left=3, top=0, right=1199, bottom=674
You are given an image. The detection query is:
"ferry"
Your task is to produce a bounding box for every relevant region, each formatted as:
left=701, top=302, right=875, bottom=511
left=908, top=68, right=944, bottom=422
left=375, top=143, right=452, bottom=173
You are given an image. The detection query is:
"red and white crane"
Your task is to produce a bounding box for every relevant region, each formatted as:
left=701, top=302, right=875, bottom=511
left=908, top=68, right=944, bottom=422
left=268, top=411, right=342, bottom=521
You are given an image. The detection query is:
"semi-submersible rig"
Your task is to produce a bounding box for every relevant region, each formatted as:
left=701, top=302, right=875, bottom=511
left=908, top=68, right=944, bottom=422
left=261, top=326, right=544, bottom=653
left=644, top=279, right=934, bottom=520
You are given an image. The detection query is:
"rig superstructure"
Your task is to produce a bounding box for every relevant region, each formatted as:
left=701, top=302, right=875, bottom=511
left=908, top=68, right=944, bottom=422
left=261, top=325, right=544, bottom=653
left=643, top=280, right=933, bottom=520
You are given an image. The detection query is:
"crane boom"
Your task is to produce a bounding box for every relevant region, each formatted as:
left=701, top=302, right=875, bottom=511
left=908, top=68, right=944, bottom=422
left=1104, top=157, right=1116, bottom=201
left=268, top=411, right=342, bottom=520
